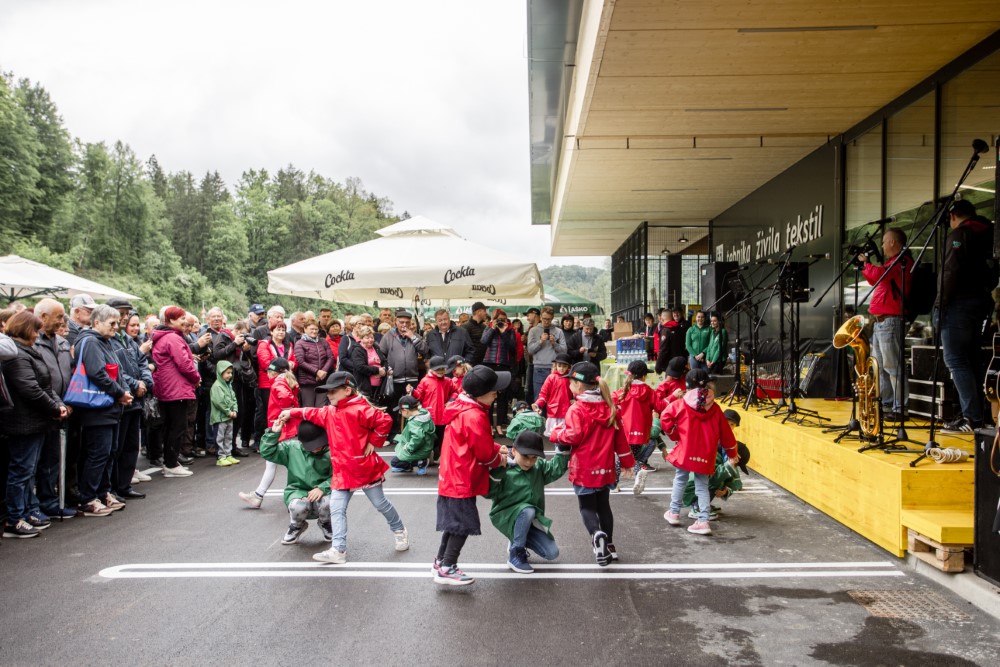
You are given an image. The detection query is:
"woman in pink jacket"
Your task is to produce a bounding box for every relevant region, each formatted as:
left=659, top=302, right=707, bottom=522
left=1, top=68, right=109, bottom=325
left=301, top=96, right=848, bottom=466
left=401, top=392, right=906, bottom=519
left=151, top=306, right=201, bottom=478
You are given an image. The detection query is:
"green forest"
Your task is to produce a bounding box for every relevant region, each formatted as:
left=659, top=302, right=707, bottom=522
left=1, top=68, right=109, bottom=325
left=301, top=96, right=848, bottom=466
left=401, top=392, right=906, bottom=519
left=0, top=70, right=609, bottom=319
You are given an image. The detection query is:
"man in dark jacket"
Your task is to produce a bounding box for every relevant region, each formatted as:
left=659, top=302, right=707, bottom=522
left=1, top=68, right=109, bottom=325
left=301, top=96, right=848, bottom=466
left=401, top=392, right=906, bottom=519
left=426, top=308, right=475, bottom=360
left=66, top=293, right=95, bottom=348
left=937, top=199, right=998, bottom=433
left=31, top=299, right=75, bottom=518
left=461, top=302, right=489, bottom=364
left=567, top=318, right=608, bottom=365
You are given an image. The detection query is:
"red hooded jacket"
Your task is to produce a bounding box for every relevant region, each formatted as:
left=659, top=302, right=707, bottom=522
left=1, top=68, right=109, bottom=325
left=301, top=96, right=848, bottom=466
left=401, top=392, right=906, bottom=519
left=257, top=340, right=297, bottom=390
left=660, top=391, right=737, bottom=475
left=862, top=252, right=912, bottom=317
left=653, top=376, right=686, bottom=414
left=613, top=381, right=655, bottom=445
left=412, top=372, right=458, bottom=425
left=550, top=392, right=634, bottom=488
left=267, top=374, right=300, bottom=440
left=438, top=394, right=504, bottom=498
left=296, top=394, right=391, bottom=490
left=535, top=372, right=572, bottom=419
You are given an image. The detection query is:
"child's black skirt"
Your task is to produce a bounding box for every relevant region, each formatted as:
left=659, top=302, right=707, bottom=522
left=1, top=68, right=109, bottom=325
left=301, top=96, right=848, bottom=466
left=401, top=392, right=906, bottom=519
left=436, top=496, right=481, bottom=536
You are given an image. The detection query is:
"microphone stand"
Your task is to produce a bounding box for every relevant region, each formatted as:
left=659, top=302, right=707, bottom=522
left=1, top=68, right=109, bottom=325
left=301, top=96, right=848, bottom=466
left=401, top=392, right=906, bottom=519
left=744, top=263, right=784, bottom=411
left=909, top=140, right=989, bottom=466
left=778, top=257, right=829, bottom=426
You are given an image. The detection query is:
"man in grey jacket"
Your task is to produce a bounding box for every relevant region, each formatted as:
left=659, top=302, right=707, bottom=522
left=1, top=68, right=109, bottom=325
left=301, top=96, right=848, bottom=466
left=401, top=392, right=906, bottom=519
left=525, top=306, right=567, bottom=404
left=379, top=310, right=428, bottom=396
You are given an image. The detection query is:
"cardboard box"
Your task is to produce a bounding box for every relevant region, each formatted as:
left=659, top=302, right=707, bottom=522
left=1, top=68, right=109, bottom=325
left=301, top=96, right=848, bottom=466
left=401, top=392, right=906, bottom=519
left=612, top=322, right=633, bottom=340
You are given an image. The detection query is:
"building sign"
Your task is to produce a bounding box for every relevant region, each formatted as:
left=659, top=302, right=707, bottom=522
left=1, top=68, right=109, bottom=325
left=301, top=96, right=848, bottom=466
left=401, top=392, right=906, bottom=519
left=716, top=205, right=824, bottom=263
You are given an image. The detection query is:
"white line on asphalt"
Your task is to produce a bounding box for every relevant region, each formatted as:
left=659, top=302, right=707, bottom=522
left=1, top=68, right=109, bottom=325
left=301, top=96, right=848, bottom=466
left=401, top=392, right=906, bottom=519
left=260, top=488, right=774, bottom=497
left=98, top=560, right=902, bottom=581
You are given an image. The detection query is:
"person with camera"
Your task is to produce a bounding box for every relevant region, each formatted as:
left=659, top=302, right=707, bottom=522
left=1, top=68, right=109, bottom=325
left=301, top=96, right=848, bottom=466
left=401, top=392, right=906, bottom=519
left=526, top=306, right=567, bottom=405
left=481, top=308, right=519, bottom=436
left=213, top=317, right=254, bottom=456
left=567, top=318, right=607, bottom=365
left=858, top=227, right=911, bottom=422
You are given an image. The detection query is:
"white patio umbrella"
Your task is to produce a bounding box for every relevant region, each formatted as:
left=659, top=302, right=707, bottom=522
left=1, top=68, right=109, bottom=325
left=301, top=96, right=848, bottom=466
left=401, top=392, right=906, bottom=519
left=267, top=216, right=544, bottom=307
left=0, top=255, right=139, bottom=303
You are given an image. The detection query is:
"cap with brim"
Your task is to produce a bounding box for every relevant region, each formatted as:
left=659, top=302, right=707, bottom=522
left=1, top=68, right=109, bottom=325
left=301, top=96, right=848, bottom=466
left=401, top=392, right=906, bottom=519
left=526, top=307, right=541, bottom=316
left=446, top=355, right=465, bottom=373
left=427, top=356, right=447, bottom=372
left=395, top=310, right=412, bottom=319
left=462, top=365, right=510, bottom=397
left=316, top=371, right=356, bottom=392
left=395, top=395, right=420, bottom=412
left=723, top=409, right=741, bottom=426
left=737, top=442, right=751, bottom=474
left=249, top=304, right=265, bottom=315
left=569, top=361, right=600, bottom=384
left=686, top=368, right=710, bottom=389
left=70, top=294, right=96, bottom=310
left=554, top=353, right=573, bottom=366
left=267, top=358, right=291, bottom=373
left=512, top=431, right=546, bottom=458
left=666, top=356, right=687, bottom=378
left=106, top=298, right=135, bottom=311
left=297, top=421, right=329, bottom=452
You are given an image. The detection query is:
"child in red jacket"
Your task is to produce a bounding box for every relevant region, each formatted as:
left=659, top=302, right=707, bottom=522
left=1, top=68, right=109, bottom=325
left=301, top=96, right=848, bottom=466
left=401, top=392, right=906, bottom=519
left=550, top=362, right=634, bottom=566
left=653, top=356, right=688, bottom=413
left=532, top=353, right=573, bottom=437
left=447, top=355, right=470, bottom=394
left=281, top=371, right=408, bottom=565
left=613, top=360, right=656, bottom=495
left=411, top=355, right=458, bottom=462
left=660, top=369, right=738, bottom=536
left=434, top=366, right=510, bottom=586
left=238, top=358, right=299, bottom=509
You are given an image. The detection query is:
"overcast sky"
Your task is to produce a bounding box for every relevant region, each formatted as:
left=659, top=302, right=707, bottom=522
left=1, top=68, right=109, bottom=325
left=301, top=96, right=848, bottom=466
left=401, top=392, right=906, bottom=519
left=0, top=0, right=604, bottom=269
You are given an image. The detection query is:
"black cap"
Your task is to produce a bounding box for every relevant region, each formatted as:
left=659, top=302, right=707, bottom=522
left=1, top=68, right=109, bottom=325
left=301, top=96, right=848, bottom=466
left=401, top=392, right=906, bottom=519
left=736, top=442, right=751, bottom=474
left=297, top=421, right=329, bottom=452
left=316, top=371, right=357, bottom=392
left=666, top=356, right=687, bottom=378
left=427, top=355, right=447, bottom=372
left=471, top=301, right=487, bottom=313
left=554, top=353, right=573, bottom=366
left=686, top=368, right=711, bottom=389
left=105, top=297, right=135, bottom=311
left=395, top=309, right=413, bottom=319
left=526, top=307, right=541, bottom=316
left=512, top=431, right=546, bottom=458
left=462, top=365, right=511, bottom=397
left=446, top=355, right=466, bottom=373
left=723, top=409, right=741, bottom=426
left=267, top=357, right=291, bottom=373
left=627, top=360, right=649, bottom=378
left=395, top=395, right=420, bottom=412
left=512, top=401, right=531, bottom=414
left=569, top=361, right=600, bottom=384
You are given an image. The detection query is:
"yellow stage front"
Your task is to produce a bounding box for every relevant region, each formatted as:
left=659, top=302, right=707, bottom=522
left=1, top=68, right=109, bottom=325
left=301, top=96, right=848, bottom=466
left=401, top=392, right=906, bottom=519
left=733, top=399, right=975, bottom=557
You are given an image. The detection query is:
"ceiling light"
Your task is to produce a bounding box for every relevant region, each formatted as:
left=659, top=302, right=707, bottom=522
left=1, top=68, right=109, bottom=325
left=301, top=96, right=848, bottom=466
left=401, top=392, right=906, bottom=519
left=678, top=235, right=689, bottom=244
left=661, top=248, right=670, bottom=255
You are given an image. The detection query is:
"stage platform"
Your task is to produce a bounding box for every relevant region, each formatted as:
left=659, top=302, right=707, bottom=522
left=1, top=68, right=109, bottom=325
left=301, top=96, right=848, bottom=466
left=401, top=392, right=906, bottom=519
left=731, top=398, right=975, bottom=557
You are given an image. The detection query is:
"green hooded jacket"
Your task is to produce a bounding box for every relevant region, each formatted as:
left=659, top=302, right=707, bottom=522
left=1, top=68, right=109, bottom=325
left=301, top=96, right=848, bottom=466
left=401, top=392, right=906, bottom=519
left=682, top=447, right=744, bottom=507
left=209, top=360, right=239, bottom=425
left=393, top=408, right=436, bottom=462
left=705, top=327, right=729, bottom=366
left=486, top=453, right=569, bottom=541
left=259, top=430, right=332, bottom=506
left=505, top=410, right=544, bottom=442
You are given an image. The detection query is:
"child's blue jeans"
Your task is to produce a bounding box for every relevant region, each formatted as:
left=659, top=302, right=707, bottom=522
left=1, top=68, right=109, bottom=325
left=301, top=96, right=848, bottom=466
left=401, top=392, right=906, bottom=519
left=670, top=466, right=709, bottom=522
left=512, top=506, right=560, bottom=560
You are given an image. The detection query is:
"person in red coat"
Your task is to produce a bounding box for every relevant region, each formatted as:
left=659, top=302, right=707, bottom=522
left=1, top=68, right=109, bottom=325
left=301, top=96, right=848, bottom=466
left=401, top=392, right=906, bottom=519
left=532, top=353, right=573, bottom=437
left=434, top=366, right=510, bottom=586
left=613, top=360, right=656, bottom=495
left=239, top=358, right=300, bottom=509
left=410, top=355, right=458, bottom=462
left=653, top=356, right=688, bottom=414
left=660, top=369, right=738, bottom=536
left=549, top=362, right=634, bottom=567
left=282, top=372, right=408, bottom=565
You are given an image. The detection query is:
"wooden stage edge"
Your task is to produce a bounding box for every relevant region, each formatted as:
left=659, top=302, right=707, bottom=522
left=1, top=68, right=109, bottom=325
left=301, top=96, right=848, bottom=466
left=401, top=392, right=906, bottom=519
left=732, top=399, right=975, bottom=558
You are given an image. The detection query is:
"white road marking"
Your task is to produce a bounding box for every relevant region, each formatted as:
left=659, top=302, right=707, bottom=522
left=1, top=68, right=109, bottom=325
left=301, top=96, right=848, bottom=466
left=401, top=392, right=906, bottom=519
left=261, top=487, right=774, bottom=497
left=98, top=560, right=902, bottom=581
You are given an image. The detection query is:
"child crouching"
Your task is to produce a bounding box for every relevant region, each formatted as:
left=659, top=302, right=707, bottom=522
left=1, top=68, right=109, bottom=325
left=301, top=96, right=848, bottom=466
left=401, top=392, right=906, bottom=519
left=660, top=369, right=738, bottom=536
left=390, top=395, right=435, bottom=475
left=261, top=416, right=333, bottom=545
left=487, top=431, right=568, bottom=574
left=683, top=410, right=750, bottom=520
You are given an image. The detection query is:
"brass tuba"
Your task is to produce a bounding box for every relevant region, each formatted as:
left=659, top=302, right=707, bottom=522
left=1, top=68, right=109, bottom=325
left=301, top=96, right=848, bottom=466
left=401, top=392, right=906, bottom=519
left=833, top=315, right=880, bottom=438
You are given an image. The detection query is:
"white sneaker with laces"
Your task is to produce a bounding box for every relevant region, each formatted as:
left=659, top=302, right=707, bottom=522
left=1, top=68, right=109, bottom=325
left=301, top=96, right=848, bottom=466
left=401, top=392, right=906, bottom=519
left=238, top=491, right=263, bottom=509
left=135, top=470, right=152, bottom=482
left=632, top=468, right=648, bottom=495
left=163, top=465, right=193, bottom=478
left=394, top=528, right=410, bottom=551
left=313, top=549, right=347, bottom=564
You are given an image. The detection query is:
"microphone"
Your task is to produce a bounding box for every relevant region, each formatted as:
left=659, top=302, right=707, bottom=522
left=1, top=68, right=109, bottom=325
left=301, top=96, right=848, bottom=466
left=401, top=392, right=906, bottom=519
left=973, top=138, right=990, bottom=154
left=865, top=215, right=896, bottom=226
left=806, top=253, right=830, bottom=259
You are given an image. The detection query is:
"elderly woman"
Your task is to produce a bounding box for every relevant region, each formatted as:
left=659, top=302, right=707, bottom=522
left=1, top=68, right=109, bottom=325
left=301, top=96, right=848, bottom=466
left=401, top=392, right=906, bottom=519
left=349, top=325, right=388, bottom=402
left=72, top=304, right=133, bottom=516
left=151, top=306, right=200, bottom=479
left=110, top=310, right=154, bottom=499
left=1, top=312, right=68, bottom=536
left=294, top=318, right=334, bottom=407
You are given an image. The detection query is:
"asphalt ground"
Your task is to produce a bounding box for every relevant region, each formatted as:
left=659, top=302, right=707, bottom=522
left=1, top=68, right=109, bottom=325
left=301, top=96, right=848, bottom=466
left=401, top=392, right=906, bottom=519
left=1, top=445, right=998, bottom=667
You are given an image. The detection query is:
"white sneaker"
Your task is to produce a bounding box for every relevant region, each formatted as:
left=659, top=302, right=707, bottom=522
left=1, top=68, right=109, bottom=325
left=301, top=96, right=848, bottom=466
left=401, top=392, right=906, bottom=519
left=162, top=465, right=193, bottom=477
left=135, top=470, right=152, bottom=482
left=393, top=528, right=409, bottom=552
left=632, top=468, right=648, bottom=495
left=238, top=491, right=263, bottom=509
left=313, top=549, right=347, bottom=564
left=131, top=475, right=141, bottom=485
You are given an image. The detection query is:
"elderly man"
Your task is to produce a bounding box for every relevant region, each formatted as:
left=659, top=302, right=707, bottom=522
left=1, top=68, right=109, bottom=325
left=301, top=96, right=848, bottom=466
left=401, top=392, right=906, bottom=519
left=287, top=311, right=306, bottom=345
left=31, top=299, right=75, bottom=518
left=248, top=303, right=266, bottom=329
left=425, top=308, right=474, bottom=360
left=526, top=306, right=568, bottom=404
left=380, top=310, right=428, bottom=436
left=66, top=293, right=95, bottom=347
left=461, top=301, right=489, bottom=364
left=568, top=318, right=608, bottom=365
left=252, top=305, right=285, bottom=342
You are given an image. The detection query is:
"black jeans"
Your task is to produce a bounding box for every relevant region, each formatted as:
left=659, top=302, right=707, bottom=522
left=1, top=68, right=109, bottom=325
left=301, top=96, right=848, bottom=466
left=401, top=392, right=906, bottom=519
left=160, top=400, right=191, bottom=469
left=577, top=489, right=614, bottom=541
left=235, top=377, right=256, bottom=447
left=113, top=410, right=141, bottom=492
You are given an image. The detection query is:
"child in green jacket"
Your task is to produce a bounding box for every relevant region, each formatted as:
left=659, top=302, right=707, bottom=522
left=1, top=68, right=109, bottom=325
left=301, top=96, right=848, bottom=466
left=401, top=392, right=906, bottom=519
left=505, top=401, right=545, bottom=442
left=390, top=395, right=435, bottom=475
left=260, top=415, right=334, bottom=545
left=487, top=431, right=569, bottom=574
left=682, top=410, right=750, bottom=520
left=210, top=360, right=240, bottom=467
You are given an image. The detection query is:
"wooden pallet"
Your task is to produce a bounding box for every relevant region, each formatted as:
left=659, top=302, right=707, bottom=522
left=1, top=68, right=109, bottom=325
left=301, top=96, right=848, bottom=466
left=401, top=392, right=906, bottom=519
left=907, top=528, right=972, bottom=573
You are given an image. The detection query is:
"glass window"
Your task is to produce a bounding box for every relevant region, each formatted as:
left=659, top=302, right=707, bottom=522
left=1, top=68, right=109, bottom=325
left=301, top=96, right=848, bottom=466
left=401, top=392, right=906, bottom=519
left=845, top=123, right=883, bottom=231
left=886, top=92, right=936, bottom=221
left=940, top=49, right=1000, bottom=217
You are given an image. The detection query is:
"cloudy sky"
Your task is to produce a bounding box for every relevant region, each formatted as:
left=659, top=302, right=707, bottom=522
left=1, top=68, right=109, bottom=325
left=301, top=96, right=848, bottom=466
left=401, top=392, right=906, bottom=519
left=0, top=0, right=603, bottom=269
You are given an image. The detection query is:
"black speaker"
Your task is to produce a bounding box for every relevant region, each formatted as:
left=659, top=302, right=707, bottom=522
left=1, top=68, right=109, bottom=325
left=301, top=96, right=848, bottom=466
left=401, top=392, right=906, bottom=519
left=974, top=427, right=1000, bottom=586
left=700, top=262, right=739, bottom=314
